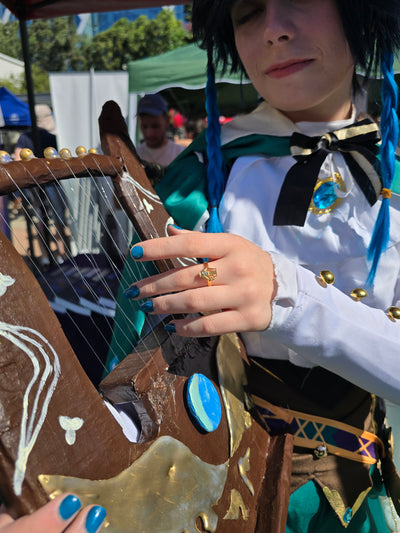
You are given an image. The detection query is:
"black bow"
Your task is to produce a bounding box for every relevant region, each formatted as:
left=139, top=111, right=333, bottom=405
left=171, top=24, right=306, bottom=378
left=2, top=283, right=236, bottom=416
left=273, top=118, right=382, bottom=226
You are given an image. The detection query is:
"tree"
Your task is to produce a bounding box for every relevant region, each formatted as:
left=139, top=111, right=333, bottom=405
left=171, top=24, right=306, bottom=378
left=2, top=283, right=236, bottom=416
left=28, top=17, right=89, bottom=72
left=87, top=9, right=192, bottom=70
left=0, top=17, right=90, bottom=92
left=0, top=9, right=192, bottom=91
left=0, top=20, right=21, bottom=60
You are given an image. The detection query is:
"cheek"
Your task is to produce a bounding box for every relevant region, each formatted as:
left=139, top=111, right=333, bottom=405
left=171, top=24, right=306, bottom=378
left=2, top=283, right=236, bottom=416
left=234, top=33, right=254, bottom=72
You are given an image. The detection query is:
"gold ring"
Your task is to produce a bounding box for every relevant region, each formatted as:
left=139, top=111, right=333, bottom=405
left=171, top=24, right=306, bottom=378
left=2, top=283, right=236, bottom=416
left=199, top=262, right=217, bottom=287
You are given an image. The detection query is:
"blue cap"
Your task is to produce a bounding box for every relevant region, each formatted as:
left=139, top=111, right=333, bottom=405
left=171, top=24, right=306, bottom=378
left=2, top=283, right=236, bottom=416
left=137, top=94, right=168, bottom=116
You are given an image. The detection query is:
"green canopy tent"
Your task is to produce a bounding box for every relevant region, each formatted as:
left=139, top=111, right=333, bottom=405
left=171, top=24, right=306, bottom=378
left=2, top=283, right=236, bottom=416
left=127, top=43, right=259, bottom=133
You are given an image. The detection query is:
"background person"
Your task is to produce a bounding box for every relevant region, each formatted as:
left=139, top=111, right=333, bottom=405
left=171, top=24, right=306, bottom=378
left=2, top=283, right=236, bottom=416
left=136, top=93, right=185, bottom=167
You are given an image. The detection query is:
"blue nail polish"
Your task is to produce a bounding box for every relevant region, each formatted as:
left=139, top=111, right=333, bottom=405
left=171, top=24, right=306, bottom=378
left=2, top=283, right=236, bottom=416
left=164, top=323, right=176, bottom=333
left=85, top=506, right=107, bottom=533
left=123, top=285, right=140, bottom=299
left=168, top=223, right=182, bottom=230
left=140, top=300, right=154, bottom=313
left=59, top=494, right=82, bottom=520
left=131, top=246, right=144, bottom=259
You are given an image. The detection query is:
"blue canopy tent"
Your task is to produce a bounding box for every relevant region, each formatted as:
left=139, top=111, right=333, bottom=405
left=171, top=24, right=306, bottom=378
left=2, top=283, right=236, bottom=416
left=0, top=86, right=31, bottom=127
left=0, top=87, right=31, bottom=240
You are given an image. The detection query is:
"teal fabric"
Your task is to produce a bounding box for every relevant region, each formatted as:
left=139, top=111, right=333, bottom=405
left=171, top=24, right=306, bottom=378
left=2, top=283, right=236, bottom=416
left=105, top=232, right=158, bottom=373
left=286, top=467, right=390, bottom=533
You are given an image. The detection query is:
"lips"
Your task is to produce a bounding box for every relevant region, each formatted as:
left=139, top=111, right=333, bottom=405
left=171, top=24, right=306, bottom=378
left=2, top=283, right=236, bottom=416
left=266, top=59, right=314, bottom=79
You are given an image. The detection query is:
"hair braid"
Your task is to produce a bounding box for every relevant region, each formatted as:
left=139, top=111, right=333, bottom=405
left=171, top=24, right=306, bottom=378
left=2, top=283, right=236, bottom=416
left=367, top=47, right=399, bottom=283
left=205, top=49, right=225, bottom=233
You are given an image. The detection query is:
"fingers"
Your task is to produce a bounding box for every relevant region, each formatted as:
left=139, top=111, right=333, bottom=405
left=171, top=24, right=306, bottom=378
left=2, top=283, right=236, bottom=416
left=0, top=494, right=106, bottom=533
left=65, top=504, right=107, bottom=533
left=124, top=261, right=220, bottom=300
left=126, top=229, right=276, bottom=336
left=129, top=229, right=235, bottom=263
left=164, top=308, right=269, bottom=338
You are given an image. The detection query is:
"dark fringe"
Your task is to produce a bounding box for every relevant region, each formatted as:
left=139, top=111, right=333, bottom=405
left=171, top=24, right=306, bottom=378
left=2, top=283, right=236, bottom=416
left=192, top=0, right=400, bottom=80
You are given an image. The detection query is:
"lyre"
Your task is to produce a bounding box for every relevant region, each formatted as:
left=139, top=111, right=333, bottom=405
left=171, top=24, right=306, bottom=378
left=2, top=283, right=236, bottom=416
left=0, top=101, right=292, bottom=532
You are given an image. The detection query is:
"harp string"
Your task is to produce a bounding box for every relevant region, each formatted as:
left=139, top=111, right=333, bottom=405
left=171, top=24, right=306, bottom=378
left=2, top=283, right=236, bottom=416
left=1, top=154, right=172, bottom=388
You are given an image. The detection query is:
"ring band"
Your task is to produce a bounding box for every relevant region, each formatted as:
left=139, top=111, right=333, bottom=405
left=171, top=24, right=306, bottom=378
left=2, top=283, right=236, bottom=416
left=199, top=262, right=217, bottom=287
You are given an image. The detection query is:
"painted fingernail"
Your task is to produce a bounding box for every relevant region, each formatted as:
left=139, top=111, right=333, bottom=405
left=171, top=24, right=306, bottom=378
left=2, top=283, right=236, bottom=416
left=85, top=506, right=107, bottom=533
left=164, top=323, right=176, bottom=333
left=199, top=257, right=209, bottom=263
left=59, top=494, right=82, bottom=520
left=168, top=223, right=182, bottom=230
left=131, top=246, right=144, bottom=259
left=123, top=285, right=140, bottom=299
left=140, top=300, right=154, bottom=313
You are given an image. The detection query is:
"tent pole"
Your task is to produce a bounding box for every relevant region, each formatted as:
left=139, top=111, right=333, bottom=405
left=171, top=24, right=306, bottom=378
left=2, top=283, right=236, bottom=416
left=20, top=19, right=38, bottom=152
left=20, top=19, right=54, bottom=266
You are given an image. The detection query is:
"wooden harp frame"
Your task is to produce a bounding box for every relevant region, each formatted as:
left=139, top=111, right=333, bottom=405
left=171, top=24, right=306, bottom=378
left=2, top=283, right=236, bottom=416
left=0, top=101, right=292, bottom=532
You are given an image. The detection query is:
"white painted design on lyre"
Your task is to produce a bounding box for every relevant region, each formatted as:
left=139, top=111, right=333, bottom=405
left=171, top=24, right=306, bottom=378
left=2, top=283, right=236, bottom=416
left=143, top=198, right=154, bottom=214
left=0, top=273, right=15, bottom=296
left=0, top=274, right=61, bottom=495
left=121, top=170, right=162, bottom=205
left=163, top=219, right=197, bottom=267
left=59, top=416, right=84, bottom=445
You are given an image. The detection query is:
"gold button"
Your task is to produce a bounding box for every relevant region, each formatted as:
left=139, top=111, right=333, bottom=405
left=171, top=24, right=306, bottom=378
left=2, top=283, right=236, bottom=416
left=317, top=270, right=335, bottom=287
left=387, top=306, right=400, bottom=321
left=350, top=288, right=367, bottom=301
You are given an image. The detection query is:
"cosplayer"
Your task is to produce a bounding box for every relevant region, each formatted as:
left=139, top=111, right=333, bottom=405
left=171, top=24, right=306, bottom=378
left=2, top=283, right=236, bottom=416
left=108, top=0, right=400, bottom=531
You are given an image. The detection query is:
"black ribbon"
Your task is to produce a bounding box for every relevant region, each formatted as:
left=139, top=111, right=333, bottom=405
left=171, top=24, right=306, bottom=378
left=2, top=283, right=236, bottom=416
left=273, top=118, right=382, bottom=226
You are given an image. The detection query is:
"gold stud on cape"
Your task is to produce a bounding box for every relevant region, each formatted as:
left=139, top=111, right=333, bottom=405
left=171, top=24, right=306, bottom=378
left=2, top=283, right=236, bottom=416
left=387, top=306, right=400, bottom=321
left=88, top=148, right=97, bottom=154
left=317, top=270, right=335, bottom=287
left=350, top=288, right=367, bottom=302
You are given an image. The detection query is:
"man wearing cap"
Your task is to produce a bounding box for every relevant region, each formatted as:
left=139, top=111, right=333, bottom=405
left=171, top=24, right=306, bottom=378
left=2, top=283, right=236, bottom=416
left=136, top=93, right=184, bottom=167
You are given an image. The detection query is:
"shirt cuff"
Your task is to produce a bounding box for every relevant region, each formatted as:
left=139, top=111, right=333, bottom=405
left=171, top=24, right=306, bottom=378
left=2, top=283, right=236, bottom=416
left=268, top=251, right=298, bottom=330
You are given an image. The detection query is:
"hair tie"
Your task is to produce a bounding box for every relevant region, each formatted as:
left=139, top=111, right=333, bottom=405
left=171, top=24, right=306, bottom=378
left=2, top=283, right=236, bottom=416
left=381, top=188, right=392, bottom=199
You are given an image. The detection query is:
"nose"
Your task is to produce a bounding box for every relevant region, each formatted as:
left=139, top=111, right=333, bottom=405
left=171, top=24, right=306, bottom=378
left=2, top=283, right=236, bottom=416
left=262, top=0, right=293, bottom=46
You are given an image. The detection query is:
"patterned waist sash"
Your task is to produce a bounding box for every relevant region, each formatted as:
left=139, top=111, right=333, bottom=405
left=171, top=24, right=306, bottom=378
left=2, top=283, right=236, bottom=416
left=252, top=395, right=385, bottom=464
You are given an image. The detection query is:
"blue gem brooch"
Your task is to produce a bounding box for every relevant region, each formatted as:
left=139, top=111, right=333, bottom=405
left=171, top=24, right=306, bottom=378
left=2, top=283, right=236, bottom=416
left=309, top=172, right=346, bottom=215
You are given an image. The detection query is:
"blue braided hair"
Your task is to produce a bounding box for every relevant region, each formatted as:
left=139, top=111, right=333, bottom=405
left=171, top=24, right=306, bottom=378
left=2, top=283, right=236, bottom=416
left=205, top=47, right=225, bottom=233
left=367, top=48, right=399, bottom=284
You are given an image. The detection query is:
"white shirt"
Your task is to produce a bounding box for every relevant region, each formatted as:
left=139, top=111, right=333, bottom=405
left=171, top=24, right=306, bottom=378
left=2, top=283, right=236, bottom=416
left=137, top=139, right=184, bottom=167
left=217, top=103, right=400, bottom=404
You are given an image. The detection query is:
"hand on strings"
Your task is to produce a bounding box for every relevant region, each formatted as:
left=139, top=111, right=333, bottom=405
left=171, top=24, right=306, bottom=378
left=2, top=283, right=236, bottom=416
left=125, top=225, right=277, bottom=337
left=0, top=494, right=106, bottom=533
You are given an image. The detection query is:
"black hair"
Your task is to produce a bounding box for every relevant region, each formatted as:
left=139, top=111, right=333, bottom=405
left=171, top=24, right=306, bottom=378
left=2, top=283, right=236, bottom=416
left=192, top=0, right=400, bottom=79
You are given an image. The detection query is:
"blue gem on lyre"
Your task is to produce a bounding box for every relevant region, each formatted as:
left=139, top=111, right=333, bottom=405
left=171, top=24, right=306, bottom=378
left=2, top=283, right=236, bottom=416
left=186, top=373, right=222, bottom=433
left=309, top=172, right=346, bottom=215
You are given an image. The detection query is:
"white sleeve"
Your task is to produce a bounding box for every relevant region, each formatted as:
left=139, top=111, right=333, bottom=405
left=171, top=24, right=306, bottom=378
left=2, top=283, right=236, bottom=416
left=266, top=252, right=400, bottom=404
